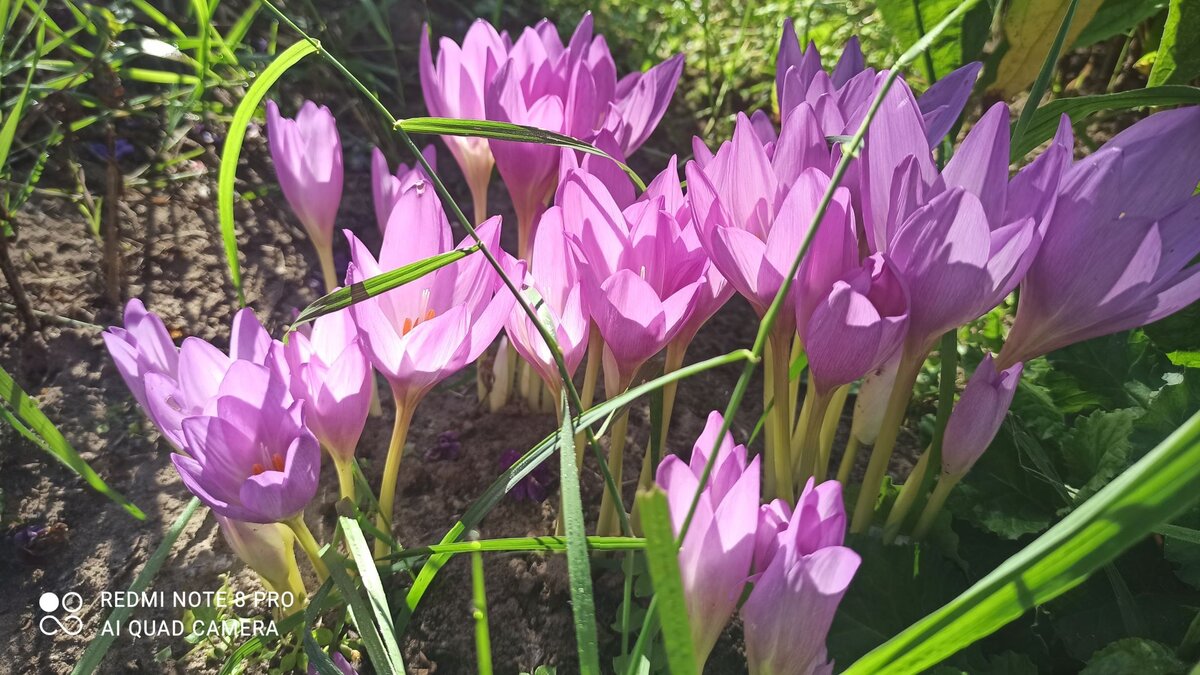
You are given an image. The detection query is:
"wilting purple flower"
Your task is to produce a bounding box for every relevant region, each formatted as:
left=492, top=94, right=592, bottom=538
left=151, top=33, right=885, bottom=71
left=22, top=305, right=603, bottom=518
left=284, top=309, right=371, bottom=463
left=862, top=87, right=1072, bottom=358
left=656, top=411, right=760, bottom=667
left=419, top=20, right=507, bottom=214
left=801, top=253, right=909, bottom=394
left=941, top=355, right=1023, bottom=477
left=11, top=522, right=69, bottom=561
left=266, top=100, right=343, bottom=255
left=499, top=449, right=555, bottom=502
left=345, top=182, right=517, bottom=407
left=371, top=145, right=436, bottom=233
left=103, top=299, right=180, bottom=412
left=999, top=107, right=1200, bottom=367
left=560, top=169, right=707, bottom=387
left=742, top=479, right=858, bottom=675
left=776, top=20, right=980, bottom=146
left=171, top=361, right=320, bottom=524
left=686, top=110, right=849, bottom=334
left=426, top=430, right=462, bottom=462
left=216, top=515, right=303, bottom=602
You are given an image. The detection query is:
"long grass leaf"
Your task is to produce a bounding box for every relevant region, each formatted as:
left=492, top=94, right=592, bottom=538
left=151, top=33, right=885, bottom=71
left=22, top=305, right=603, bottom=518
left=557, top=391, right=602, bottom=673
left=338, top=516, right=406, bottom=671
left=0, top=364, right=143, bottom=518
left=323, top=545, right=401, bottom=674
left=843, top=409, right=1200, bottom=674
left=217, top=39, right=318, bottom=305
left=397, top=117, right=646, bottom=191
left=636, top=488, right=697, bottom=675
left=72, top=497, right=203, bottom=674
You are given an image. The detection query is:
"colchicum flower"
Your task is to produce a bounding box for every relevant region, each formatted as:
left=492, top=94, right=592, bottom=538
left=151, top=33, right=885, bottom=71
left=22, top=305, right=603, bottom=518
left=371, top=145, right=436, bottom=233
left=266, top=100, right=344, bottom=292
left=998, top=106, right=1200, bottom=368
left=741, top=479, right=859, bottom=675
left=656, top=411, right=760, bottom=669
left=102, top=298, right=179, bottom=413
left=345, top=180, right=516, bottom=550
left=419, top=19, right=508, bottom=223
left=284, top=308, right=372, bottom=498
left=941, top=355, right=1024, bottom=478
left=216, top=515, right=306, bottom=611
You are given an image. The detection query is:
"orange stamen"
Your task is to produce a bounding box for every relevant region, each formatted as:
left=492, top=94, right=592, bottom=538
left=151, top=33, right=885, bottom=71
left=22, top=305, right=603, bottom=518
left=251, top=463, right=265, bottom=475
left=402, top=317, right=414, bottom=335
left=425, top=308, right=436, bottom=321
left=271, top=453, right=285, bottom=472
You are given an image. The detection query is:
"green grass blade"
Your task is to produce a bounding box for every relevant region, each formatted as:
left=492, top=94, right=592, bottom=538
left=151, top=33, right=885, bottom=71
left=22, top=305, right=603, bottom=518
left=323, top=541, right=403, bottom=674
left=397, top=116, right=646, bottom=191
left=288, top=247, right=477, bottom=330
left=386, top=536, right=644, bottom=563
left=338, top=516, right=406, bottom=671
left=0, top=365, right=143, bottom=518
left=1158, top=523, right=1200, bottom=545
left=843, top=409, right=1200, bottom=674
left=0, top=17, right=40, bottom=171
left=217, top=39, right=318, bottom=306
left=302, top=580, right=343, bottom=675
left=1010, top=85, right=1200, bottom=159
left=1010, top=0, right=1081, bottom=151
left=468, top=533, right=494, bottom=675
left=636, top=488, right=697, bottom=675
left=399, top=349, right=751, bottom=627
left=557, top=391, right=602, bottom=674
left=72, top=497, right=204, bottom=675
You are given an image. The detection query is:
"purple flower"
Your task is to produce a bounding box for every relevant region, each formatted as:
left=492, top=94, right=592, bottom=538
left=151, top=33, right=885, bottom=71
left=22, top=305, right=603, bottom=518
left=656, top=411, right=760, bottom=667
left=103, top=299, right=180, bottom=412
left=216, top=515, right=303, bottom=603
left=999, top=107, right=1200, bottom=367
left=266, top=100, right=343, bottom=254
left=426, top=431, right=463, bottom=462
left=308, top=652, right=356, bottom=675
left=741, top=479, right=858, bottom=675
left=941, top=355, right=1023, bottom=477
left=371, top=145, right=436, bottom=233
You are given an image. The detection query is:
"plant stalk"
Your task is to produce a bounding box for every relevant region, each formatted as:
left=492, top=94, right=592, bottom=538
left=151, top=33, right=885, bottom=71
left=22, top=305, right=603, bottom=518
left=912, top=472, right=961, bottom=539
left=882, top=446, right=931, bottom=543
left=332, top=454, right=355, bottom=503
left=770, top=331, right=795, bottom=503
left=850, top=355, right=923, bottom=533
left=818, top=384, right=851, bottom=479
left=837, top=434, right=861, bottom=485
left=375, top=393, right=415, bottom=558
left=285, top=516, right=329, bottom=582
left=315, top=241, right=337, bottom=294
left=597, top=408, right=632, bottom=537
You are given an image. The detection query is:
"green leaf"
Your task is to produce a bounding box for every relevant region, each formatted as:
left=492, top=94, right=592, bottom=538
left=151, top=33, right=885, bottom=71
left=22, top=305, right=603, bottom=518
left=338, top=516, right=405, bottom=671
left=1011, top=85, right=1200, bottom=159
left=842, top=409, right=1200, bottom=675
left=1145, top=300, right=1200, bottom=354
left=875, top=0, right=991, bottom=81
left=1061, top=408, right=1141, bottom=506
left=1081, top=638, right=1186, bottom=674
left=323, top=533, right=405, bottom=675
left=1011, top=0, right=1085, bottom=150
left=217, top=39, right=319, bottom=306
left=828, top=535, right=966, bottom=665
left=1163, top=507, right=1200, bottom=589
left=635, top=488, right=697, bottom=675
left=289, top=247, right=477, bottom=330
left=948, top=424, right=1062, bottom=539
left=1149, top=0, right=1200, bottom=86
left=1074, top=0, right=1168, bottom=47
left=398, top=117, right=646, bottom=191
left=555, top=392, right=601, bottom=675
left=1167, top=351, right=1200, bottom=368
left=73, top=498, right=204, bottom=674
left=0, top=364, right=143, bottom=518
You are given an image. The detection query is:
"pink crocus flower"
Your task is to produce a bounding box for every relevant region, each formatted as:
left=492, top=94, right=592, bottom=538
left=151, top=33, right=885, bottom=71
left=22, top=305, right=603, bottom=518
left=503, top=204, right=589, bottom=393
left=560, top=169, right=706, bottom=389
left=102, top=298, right=179, bottom=412
left=371, top=145, right=436, bottom=233
left=941, top=355, right=1024, bottom=477
left=284, top=308, right=371, bottom=465
left=656, top=411, right=760, bottom=668
left=266, top=100, right=344, bottom=292
left=776, top=21, right=981, bottom=146
left=742, top=479, right=859, bottom=675
left=998, top=106, right=1200, bottom=368
left=419, top=20, right=509, bottom=221
left=344, top=183, right=517, bottom=408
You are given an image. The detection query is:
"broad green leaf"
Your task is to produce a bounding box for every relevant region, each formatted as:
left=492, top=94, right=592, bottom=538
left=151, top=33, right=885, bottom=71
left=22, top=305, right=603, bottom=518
left=1011, top=85, right=1200, bottom=159
left=991, top=0, right=1104, bottom=99
left=1163, top=507, right=1200, bottom=589
left=289, top=247, right=477, bottom=330
left=1074, top=0, right=1168, bottom=47
left=636, top=488, right=697, bottom=675
left=842, top=409, right=1200, bottom=674
left=1146, top=300, right=1200, bottom=354
left=556, top=392, right=601, bottom=674
left=1081, top=638, right=1186, bottom=674
left=1062, top=408, right=1141, bottom=506
left=73, top=498, right=203, bottom=674
left=1149, top=0, right=1200, bottom=86
left=397, top=117, right=646, bottom=191
left=0, top=364, right=143, bottom=518
left=948, top=424, right=1062, bottom=539
left=323, top=534, right=404, bottom=674
left=217, top=39, right=318, bottom=306
left=875, top=0, right=991, bottom=80
left=339, top=517, right=405, bottom=671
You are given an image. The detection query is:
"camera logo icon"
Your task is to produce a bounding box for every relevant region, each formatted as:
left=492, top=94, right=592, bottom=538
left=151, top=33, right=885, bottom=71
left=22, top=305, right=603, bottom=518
left=38, top=592, right=84, bottom=636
